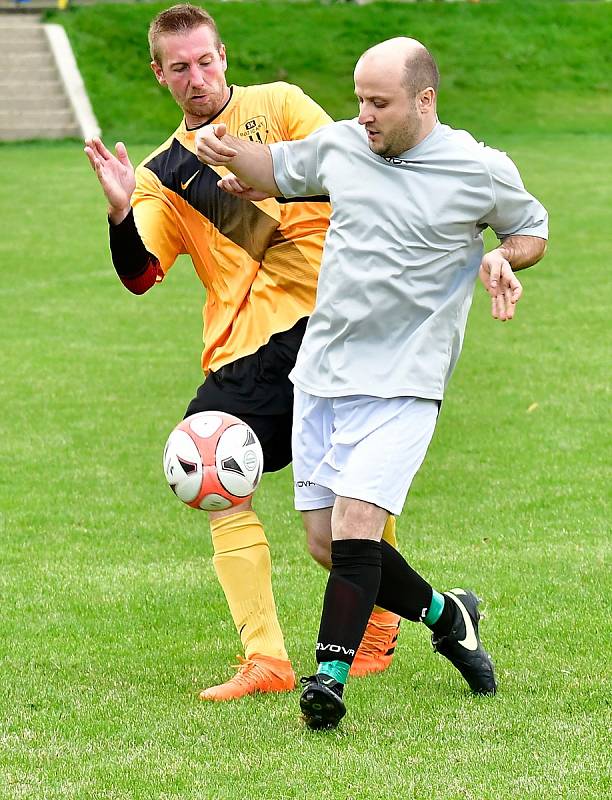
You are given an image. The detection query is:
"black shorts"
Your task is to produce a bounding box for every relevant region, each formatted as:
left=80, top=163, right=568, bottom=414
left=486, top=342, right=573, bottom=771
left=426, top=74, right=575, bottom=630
left=184, top=318, right=307, bottom=473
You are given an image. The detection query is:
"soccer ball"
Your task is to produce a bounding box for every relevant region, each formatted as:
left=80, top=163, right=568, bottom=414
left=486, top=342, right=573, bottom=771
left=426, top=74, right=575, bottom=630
left=163, top=411, right=264, bottom=511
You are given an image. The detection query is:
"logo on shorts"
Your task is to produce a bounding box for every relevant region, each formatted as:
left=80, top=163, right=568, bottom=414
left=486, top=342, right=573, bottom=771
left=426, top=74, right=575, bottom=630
left=295, top=480, right=317, bottom=488
left=238, top=116, right=268, bottom=144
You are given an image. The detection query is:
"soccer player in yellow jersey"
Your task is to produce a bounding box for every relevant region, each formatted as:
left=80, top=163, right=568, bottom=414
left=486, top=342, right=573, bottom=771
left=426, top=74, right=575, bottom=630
left=84, top=3, right=400, bottom=700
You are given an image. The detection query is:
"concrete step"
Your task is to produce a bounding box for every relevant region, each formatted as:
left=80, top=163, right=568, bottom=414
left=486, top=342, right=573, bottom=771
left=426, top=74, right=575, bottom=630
left=0, top=79, right=65, bottom=99
left=0, top=108, right=76, bottom=126
left=2, top=65, right=58, bottom=79
left=0, top=30, right=45, bottom=43
left=0, top=10, right=99, bottom=141
left=0, top=125, right=80, bottom=141
left=0, top=25, right=46, bottom=35
left=0, top=13, right=42, bottom=26
left=1, top=51, right=56, bottom=66
left=0, top=96, right=72, bottom=112
left=0, top=33, right=47, bottom=49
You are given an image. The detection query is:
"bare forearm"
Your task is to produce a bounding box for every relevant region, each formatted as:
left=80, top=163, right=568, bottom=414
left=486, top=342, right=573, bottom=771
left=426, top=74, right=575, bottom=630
left=497, top=235, right=547, bottom=271
left=229, top=136, right=279, bottom=195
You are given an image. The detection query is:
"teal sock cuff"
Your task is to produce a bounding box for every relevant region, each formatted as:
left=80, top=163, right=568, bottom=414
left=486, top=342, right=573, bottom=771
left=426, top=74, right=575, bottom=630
left=424, top=589, right=445, bottom=627
left=317, top=660, right=350, bottom=685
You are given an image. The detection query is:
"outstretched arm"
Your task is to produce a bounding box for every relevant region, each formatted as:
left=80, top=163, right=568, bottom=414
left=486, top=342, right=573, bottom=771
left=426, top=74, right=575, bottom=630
left=84, top=137, right=161, bottom=294
left=479, top=234, right=547, bottom=321
left=84, top=137, right=136, bottom=224
left=195, top=123, right=280, bottom=197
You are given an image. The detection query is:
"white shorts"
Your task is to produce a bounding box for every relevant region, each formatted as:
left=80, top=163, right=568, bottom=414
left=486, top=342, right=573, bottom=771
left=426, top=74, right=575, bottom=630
left=292, top=390, right=439, bottom=516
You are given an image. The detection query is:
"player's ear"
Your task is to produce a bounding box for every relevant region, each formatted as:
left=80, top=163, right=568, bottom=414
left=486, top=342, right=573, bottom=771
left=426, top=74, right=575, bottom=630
left=218, top=43, right=228, bottom=73
left=151, top=60, right=167, bottom=87
left=417, top=87, right=436, bottom=114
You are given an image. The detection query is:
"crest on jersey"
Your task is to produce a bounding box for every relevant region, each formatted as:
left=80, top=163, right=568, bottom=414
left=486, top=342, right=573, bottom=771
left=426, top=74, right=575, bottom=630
left=238, top=116, right=268, bottom=144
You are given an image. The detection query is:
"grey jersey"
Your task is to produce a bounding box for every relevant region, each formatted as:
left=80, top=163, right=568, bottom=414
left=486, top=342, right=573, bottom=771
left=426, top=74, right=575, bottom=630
left=269, top=120, right=548, bottom=399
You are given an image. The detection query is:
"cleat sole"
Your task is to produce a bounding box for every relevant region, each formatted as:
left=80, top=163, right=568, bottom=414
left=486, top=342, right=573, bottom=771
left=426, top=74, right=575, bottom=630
left=300, top=685, right=346, bottom=730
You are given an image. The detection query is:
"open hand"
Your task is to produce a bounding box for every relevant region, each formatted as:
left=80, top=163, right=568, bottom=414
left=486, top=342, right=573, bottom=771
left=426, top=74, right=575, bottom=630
left=84, top=137, right=135, bottom=223
left=479, top=249, right=523, bottom=321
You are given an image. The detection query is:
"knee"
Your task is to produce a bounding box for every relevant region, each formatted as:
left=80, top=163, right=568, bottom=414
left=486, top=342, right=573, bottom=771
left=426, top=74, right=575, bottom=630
left=306, top=531, right=332, bottom=570
left=332, top=497, right=388, bottom=540
left=301, top=511, right=332, bottom=570
left=209, top=497, right=253, bottom=524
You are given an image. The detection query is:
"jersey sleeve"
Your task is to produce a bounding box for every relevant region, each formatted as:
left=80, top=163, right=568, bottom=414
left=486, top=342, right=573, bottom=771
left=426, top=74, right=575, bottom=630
left=131, top=164, right=185, bottom=275
left=269, top=127, right=327, bottom=198
left=480, top=148, right=548, bottom=240
left=108, top=209, right=163, bottom=294
left=281, top=83, right=333, bottom=140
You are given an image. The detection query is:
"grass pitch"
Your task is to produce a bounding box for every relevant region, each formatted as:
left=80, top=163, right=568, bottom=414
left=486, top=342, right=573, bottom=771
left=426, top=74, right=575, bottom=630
left=1, top=1, right=611, bottom=798
left=1, top=136, right=609, bottom=800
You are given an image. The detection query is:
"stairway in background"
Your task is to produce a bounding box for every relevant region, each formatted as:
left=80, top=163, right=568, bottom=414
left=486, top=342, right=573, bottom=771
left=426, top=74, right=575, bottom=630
left=0, top=12, right=81, bottom=141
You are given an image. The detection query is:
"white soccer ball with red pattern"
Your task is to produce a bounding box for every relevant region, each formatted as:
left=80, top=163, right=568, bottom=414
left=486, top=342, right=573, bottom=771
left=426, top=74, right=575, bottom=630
left=163, top=411, right=264, bottom=511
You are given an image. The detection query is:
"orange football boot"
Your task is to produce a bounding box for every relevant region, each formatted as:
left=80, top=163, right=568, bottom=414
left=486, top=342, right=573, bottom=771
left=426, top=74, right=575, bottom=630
left=350, top=610, right=401, bottom=677
left=198, top=654, right=296, bottom=701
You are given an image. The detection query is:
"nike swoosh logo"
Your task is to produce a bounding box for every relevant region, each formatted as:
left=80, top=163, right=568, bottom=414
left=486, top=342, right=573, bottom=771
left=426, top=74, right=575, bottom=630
left=447, top=591, right=478, bottom=651
left=180, top=170, right=199, bottom=190
left=319, top=677, right=334, bottom=685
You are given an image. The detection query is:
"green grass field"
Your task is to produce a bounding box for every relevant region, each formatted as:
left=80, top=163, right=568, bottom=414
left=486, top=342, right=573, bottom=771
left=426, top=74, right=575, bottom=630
left=1, top=1, right=611, bottom=798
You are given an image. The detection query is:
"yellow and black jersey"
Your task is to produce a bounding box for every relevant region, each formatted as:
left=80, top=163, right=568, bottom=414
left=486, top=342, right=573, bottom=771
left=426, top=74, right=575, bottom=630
left=131, top=82, right=331, bottom=373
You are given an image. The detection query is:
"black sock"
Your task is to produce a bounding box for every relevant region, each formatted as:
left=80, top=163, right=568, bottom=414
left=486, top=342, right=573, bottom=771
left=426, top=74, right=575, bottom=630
left=316, top=538, right=382, bottom=670
left=375, top=539, right=435, bottom=622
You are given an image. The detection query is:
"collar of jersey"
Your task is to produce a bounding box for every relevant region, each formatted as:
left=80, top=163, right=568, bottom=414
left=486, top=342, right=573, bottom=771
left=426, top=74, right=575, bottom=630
left=182, top=85, right=237, bottom=136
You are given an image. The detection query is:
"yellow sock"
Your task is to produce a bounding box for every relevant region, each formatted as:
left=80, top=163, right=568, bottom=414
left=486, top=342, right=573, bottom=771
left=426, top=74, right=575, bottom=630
left=210, top=511, right=288, bottom=661
left=381, top=514, right=398, bottom=549
left=373, top=515, right=398, bottom=615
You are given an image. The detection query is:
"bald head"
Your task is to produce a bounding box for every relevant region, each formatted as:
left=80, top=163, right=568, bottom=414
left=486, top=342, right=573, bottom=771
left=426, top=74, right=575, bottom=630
left=354, top=37, right=439, bottom=158
left=356, top=37, right=439, bottom=99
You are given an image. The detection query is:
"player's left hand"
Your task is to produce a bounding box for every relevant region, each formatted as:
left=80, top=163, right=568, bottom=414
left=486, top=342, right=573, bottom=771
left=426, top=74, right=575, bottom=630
left=479, top=249, right=523, bottom=321
left=217, top=172, right=272, bottom=201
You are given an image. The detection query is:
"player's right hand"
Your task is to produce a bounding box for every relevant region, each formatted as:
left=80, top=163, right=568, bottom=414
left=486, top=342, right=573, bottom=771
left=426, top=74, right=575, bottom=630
left=84, top=137, right=135, bottom=224
left=195, top=123, right=238, bottom=166
left=479, top=249, right=523, bottom=321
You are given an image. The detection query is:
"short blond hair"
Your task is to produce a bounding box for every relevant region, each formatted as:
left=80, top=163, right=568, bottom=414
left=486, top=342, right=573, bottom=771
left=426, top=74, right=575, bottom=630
left=148, top=4, right=221, bottom=64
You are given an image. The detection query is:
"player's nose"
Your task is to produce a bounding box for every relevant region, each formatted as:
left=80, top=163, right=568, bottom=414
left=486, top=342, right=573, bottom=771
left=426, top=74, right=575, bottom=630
left=357, top=105, right=374, bottom=125
left=188, top=64, right=205, bottom=85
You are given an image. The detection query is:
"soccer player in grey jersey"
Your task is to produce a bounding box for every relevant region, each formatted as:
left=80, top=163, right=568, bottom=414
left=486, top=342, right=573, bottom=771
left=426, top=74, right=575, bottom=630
left=196, top=36, right=548, bottom=729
